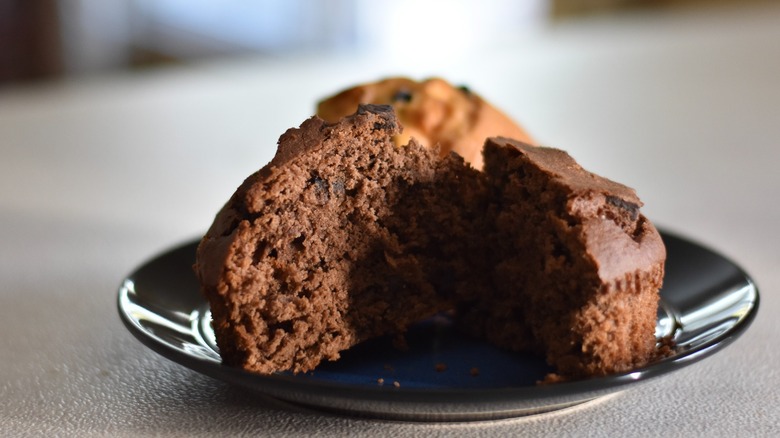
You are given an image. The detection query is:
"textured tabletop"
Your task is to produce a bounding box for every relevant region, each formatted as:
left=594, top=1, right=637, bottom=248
left=2, top=4, right=779, bottom=436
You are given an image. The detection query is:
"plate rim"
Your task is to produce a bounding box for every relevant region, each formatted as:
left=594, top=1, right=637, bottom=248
left=117, top=229, right=760, bottom=420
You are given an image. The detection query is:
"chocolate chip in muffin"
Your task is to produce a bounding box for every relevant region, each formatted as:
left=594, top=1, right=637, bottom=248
left=392, top=89, right=413, bottom=103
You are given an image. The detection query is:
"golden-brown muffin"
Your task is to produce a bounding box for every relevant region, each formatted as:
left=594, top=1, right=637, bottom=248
left=317, top=77, right=533, bottom=169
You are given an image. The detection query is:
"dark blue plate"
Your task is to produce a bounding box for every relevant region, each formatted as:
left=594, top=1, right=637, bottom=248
left=118, top=230, right=758, bottom=421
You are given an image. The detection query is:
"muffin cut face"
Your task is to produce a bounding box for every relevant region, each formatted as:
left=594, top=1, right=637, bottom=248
left=195, top=104, right=665, bottom=379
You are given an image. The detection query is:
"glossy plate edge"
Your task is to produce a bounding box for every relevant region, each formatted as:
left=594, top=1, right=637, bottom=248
left=117, top=230, right=759, bottom=422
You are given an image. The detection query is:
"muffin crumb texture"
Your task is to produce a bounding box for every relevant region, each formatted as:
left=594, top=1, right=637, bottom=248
left=195, top=105, right=666, bottom=380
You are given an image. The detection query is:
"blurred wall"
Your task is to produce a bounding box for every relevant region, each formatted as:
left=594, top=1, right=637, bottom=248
left=0, top=0, right=767, bottom=84
left=2, top=0, right=547, bottom=82
left=0, top=0, right=63, bottom=82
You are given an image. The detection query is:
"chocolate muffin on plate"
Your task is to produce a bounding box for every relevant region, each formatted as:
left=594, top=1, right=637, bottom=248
left=194, top=105, right=665, bottom=379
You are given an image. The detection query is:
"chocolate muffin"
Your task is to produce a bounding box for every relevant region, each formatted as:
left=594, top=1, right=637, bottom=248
left=194, top=105, right=665, bottom=379
left=464, top=138, right=666, bottom=377
left=317, top=77, right=533, bottom=169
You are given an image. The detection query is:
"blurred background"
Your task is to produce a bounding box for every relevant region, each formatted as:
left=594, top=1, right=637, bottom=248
left=1, top=0, right=772, bottom=85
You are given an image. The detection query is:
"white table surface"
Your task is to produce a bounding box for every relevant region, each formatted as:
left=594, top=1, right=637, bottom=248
left=2, top=4, right=779, bottom=437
